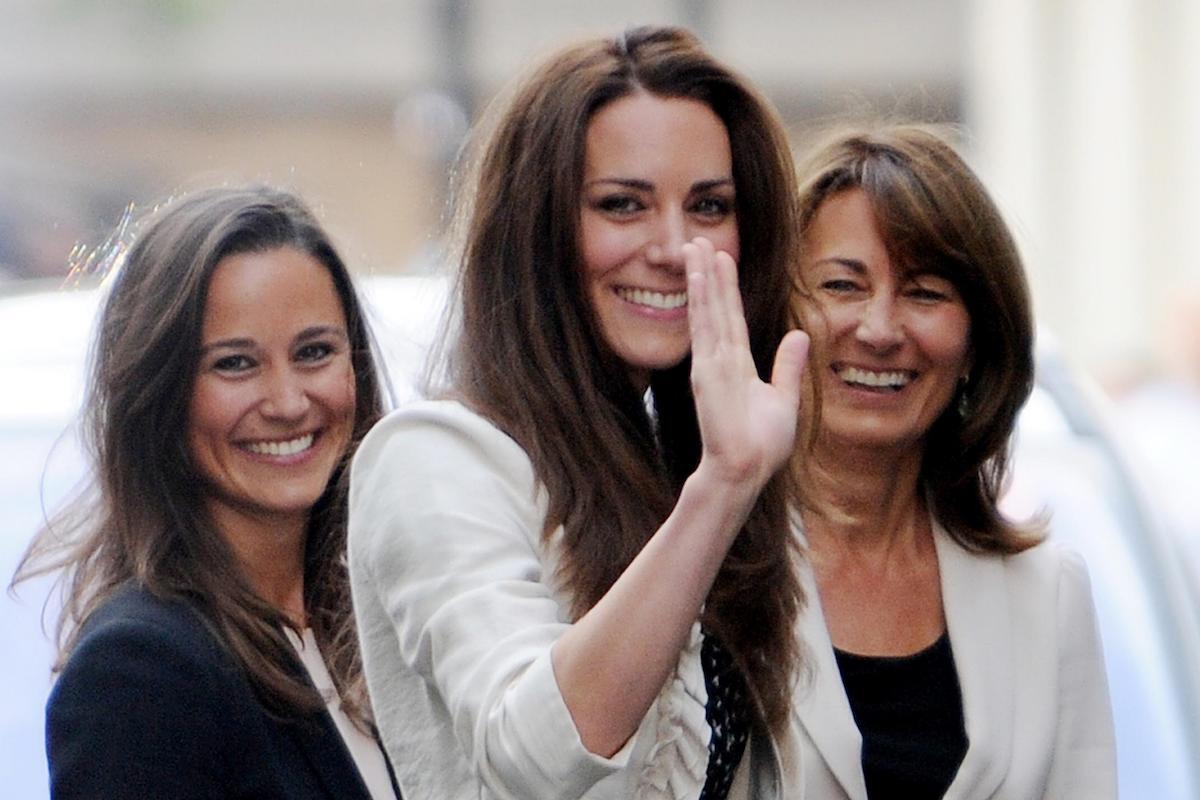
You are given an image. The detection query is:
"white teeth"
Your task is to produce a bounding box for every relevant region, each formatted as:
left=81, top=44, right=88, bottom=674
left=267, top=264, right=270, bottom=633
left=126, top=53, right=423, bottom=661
left=837, top=367, right=912, bottom=389
left=245, top=433, right=314, bottom=456
left=616, top=287, right=688, bottom=310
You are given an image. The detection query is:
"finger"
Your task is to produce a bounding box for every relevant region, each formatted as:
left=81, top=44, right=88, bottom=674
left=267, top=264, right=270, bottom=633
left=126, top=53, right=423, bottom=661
left=713, top=249, right=750, bottom=351
left=685, top=242, right=714, bottom=359
left=688, top=237, right=727, bottom=344
left=770, top=329, right=811, bottom=409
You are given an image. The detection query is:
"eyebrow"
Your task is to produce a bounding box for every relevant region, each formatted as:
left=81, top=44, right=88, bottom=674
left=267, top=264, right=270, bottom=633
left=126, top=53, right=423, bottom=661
left=811, top=257, right=867, bottom=273
left=582, top=177, right=734, bottom=193
left=811, top=259, right=954, bottom=284
left=199, top=325, right=348, bottom=355
left=200, top=337, right=256, bottom=355
left=294, top=325, right=348, bottom=344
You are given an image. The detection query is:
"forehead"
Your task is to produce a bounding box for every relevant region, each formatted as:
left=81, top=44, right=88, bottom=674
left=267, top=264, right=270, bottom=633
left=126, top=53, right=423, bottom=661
left=202, top=246, right=346, bottom=338
left=804, top=189, right=957, bottom=281
left=583, top=92, right=732, bottom=179
left=804, top=189, right=887, bottom=259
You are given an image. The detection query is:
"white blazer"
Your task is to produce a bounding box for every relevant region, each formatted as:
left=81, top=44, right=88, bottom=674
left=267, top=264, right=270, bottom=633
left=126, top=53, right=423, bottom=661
left=349, top=401, right=798, bottom=799
left=790, top=523, right=1117, bottom=799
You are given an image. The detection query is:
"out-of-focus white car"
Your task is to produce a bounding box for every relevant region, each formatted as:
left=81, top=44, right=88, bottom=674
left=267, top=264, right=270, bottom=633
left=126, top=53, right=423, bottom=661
left=3, top=277, right=1199, bottom=799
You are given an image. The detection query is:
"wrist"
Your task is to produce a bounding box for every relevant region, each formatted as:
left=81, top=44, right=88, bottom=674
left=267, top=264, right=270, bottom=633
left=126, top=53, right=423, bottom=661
left=683, top=460, right=762, bottom=533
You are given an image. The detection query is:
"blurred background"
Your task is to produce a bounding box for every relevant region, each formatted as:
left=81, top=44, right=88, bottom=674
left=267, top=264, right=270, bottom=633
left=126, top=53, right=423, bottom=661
left=3, top=0, right=1200, bottom=797
left=4, top=0, right=1200, bottom=373
left=4, top=0, right=1199, bottom=375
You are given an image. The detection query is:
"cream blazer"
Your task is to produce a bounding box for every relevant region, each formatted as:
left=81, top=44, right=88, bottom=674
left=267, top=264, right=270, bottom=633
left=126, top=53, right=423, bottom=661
left=789, top=523, right=1117, bottom=799
left=349, top=400, right=798, bottom=799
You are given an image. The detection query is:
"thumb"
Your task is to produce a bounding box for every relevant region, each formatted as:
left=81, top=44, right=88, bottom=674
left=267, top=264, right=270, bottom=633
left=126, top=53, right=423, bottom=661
left=770, top=329, right=810, bottom=408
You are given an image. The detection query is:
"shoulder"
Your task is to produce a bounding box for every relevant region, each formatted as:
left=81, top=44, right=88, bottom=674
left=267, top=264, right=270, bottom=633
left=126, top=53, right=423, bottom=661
left=352, top=399, right=534, bottom=487
left=82, top=583, right=211, bottom=633
left=55, top=584, right=238, bottom=702
left=1003, top=538, right=1092, bottom=595
left=46, top=587, right=265, bottom=799
left=936, top=522, right=1100, bottom=633
left=937, top=518, right=1087, bottom=587
left=348, top=399, right=550, bottom=578
left=71, top=584, right=221, bottom=661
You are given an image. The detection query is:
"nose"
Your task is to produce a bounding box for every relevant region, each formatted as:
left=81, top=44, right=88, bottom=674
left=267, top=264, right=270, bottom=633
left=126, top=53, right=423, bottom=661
left=644, top=209, right=687, bottom=270
left=260, top=367, right=311, bottom=421
left=855, top=293, right=904, bottom=351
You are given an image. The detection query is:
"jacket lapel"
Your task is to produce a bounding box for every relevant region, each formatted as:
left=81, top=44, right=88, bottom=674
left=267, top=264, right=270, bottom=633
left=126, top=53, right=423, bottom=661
left=279, top=710, right=374, bottom=800
left=935, top=524, right=1014, bottom=800
left=792, top=547, right=870, bottom=800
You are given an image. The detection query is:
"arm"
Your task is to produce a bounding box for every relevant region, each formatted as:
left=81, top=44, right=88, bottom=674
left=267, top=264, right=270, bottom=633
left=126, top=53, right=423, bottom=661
left=46, top=610, right=231, bottom=800
left=551, top=238, right=809, bottom=756
left=351, top=239, right=807, bottom=796
left=1045, top=548, right=1118, bottom=798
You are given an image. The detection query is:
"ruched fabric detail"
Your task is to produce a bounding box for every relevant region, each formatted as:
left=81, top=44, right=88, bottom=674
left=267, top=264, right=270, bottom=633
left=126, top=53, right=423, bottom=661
left=635, top=621, right=710, bottom=799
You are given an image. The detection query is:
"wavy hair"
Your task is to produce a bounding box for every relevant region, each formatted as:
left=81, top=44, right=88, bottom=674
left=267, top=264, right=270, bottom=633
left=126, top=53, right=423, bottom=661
left=795, top=125, right=1043, bottom=553
left=15, top=185, right=385, bottom=724
left=446, top=25, right=805, bottom=733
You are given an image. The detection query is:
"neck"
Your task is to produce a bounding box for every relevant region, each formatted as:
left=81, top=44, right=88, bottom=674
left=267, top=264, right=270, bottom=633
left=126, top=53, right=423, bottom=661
left=207, top=502, right=308, bottom=627
left=802, top=436, right=930, bottom=560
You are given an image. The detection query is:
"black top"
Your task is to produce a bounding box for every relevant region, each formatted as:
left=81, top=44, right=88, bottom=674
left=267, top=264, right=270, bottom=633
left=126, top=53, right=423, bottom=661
left=46, top=584, right=400, bottom=800
left=698, top=630, right=752, bottom=800
left=834, top=631, right=968, bottom=800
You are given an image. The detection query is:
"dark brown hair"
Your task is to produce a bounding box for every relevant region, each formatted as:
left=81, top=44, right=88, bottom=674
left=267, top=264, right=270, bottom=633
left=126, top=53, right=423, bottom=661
left=15, top=185, right=385, bottom=724
left=795, top=124, right=1042, bottom=553
left=447, top=25, right=804, bottom=733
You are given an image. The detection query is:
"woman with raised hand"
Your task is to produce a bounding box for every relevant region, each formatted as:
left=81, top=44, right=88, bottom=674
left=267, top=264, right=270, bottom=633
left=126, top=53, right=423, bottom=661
left=349, top=26, right=809, bottom=799
left=788, top=125, right=1116, bottom=799
left=16, top=186, right=400, bottom=800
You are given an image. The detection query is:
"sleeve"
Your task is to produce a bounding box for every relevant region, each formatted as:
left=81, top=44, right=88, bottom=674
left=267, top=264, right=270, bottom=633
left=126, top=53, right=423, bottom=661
left=1045, top=547, right=1119, bottom=798
left=349, top=403, right=632, bottom=799
left=46, top=614, right=232, bottom=800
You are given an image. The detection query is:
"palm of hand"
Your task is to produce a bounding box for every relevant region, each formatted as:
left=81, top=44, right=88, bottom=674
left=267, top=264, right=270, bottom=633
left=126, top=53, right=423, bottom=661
left=685, top=238, right=809, bottom=490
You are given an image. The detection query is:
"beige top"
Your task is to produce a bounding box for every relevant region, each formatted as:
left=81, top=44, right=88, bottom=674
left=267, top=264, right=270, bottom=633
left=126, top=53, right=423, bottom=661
left=287, top=628, right=398, bottom=800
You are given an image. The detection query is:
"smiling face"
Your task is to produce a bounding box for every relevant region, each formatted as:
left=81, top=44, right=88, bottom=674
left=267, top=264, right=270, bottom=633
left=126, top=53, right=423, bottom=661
left=187, top=246, right=356, bottom=532
left=801, top=188, right=972, bottom=453
left=579, top=91, right=738, bottom=389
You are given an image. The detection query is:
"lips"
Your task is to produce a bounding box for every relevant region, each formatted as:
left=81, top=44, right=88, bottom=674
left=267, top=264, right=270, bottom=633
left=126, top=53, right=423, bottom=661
left=834, top=364, right=915, bottom=391
left=241, top=432, right=316, bottom=457
left=615, top=286, right=688, bottom=310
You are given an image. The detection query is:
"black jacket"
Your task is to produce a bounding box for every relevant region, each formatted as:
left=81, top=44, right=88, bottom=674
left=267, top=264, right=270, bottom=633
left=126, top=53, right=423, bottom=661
left=46, top=584, right=400, bottom=800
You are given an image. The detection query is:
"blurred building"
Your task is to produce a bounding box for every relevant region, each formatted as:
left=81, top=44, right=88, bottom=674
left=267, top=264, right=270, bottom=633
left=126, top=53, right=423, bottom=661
left=2, top=0, right=1197, bottom=377
left=0, top=0, right=961, bottom=278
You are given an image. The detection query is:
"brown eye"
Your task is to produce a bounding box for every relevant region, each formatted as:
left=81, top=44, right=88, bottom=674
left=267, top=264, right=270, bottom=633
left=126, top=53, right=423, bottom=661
left=295, top=342, right=336, bottom=364
left=593, top=195, right=644, bottom=215
left=212, top=354, right=254, bottom=373
left=691, top=196, right=733, bottom=219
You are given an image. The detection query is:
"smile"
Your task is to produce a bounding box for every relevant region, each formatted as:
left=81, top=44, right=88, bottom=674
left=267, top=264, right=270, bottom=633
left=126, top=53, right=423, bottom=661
left=835, top=365, right=914, bottom=391
left=242, top=433, right=315, bottom=457
left=615, top=286, right=688, bottom=310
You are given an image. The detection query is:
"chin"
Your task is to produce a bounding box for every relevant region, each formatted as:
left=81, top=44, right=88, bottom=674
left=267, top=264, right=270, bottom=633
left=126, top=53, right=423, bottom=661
left=822, top=421, right=925, bottom=452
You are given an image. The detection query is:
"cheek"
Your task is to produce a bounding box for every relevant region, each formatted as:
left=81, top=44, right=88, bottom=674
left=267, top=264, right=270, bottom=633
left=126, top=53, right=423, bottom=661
left=579, top=217, right=639, bottom=279
left=929, top=314, right=972, bottom=371
left=187, top=378, right=235, bottom=441
left=713, top=221, right=739, bottom=262
left=812, top=303, right=855, bottom=341
left=323, top=363, right=358, bottom=430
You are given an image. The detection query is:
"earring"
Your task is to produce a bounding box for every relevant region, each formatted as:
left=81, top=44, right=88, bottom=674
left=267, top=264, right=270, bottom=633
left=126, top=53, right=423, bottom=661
left=956, top=375, right=970, bottom=419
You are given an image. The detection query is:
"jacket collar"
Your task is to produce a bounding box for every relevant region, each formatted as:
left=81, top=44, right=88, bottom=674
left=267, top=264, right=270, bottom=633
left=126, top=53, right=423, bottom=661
left=791, top=521, right=1014, bottom=800
left=792, top=532, right=870, bottom=800
left=935, top=522, right=1014, bottom=799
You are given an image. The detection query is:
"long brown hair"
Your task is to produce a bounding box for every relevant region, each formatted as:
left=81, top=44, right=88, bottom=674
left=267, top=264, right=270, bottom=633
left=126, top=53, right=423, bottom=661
left=447, top=25, right=804, bottom=733
left=795, top=125, right=1042, bottom=553
left=14, top=186, right=385, bottom=724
